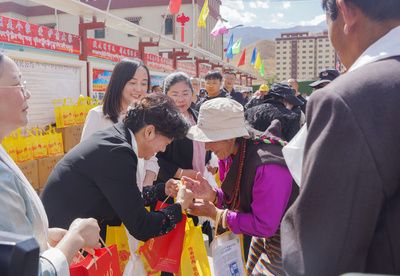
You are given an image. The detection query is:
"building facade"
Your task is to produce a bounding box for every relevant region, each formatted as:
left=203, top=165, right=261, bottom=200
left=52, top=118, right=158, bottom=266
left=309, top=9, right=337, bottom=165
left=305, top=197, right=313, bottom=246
left=275, top=31, right=337, bottom=82
left=0, top=0, right=223, bottom=57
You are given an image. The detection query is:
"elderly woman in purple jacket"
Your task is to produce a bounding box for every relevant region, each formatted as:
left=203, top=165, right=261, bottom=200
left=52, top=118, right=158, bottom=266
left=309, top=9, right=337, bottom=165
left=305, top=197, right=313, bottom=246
left=184, top=97, right=298, bottom=275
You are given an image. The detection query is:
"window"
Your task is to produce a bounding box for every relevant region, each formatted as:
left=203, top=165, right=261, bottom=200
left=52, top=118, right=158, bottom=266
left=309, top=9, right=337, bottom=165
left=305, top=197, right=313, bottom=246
left=309, top=61, right=313, bottom=64
left=41, top=23, right=56, bottom=29
left=303, top=45, right=306, bottom=48
left=319, top=55, right=323, bottom=58
left=276, top=52, right=280, bottom=54
left=165, top=17, right=173, bottom=35
left=309, top=45, right=313, bottom=48
left=302, top=50, right=306, bottom=54
left=309, top=66, right=313, bottom=69
left=94, top=29, right=105, bottom=39
left=277, top=46, right=280, bottom=49
left=277, top=57, right=280, bottom=60
left=309, top=50, right=313, bottom=53
left=125, top=16, right=142, bottom=37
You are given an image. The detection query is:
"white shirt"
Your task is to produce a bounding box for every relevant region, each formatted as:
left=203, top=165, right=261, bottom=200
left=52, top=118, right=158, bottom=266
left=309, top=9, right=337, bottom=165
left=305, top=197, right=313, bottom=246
left=283, top=25, right=400, bottom=186
left=81, top=105, right=159, bottom=176
left=0, top=146, right=69, bottom=275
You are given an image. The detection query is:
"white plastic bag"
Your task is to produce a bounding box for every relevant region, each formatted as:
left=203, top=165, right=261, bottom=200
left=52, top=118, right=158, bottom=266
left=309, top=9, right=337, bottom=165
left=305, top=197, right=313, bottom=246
left=282, top=124, right=308, bottom=186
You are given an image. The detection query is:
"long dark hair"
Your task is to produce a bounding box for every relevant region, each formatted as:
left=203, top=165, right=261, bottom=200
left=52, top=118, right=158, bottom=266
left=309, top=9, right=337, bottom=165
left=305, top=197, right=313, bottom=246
left=102, top=58, right=150, bottom=123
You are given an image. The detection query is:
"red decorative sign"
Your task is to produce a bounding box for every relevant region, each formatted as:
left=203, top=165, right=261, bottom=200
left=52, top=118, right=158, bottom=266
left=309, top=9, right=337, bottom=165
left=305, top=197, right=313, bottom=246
left=0, top=15, right=80, bottom=54
left=87, top=38, right=139, bottom=62
left=177, top=61, right=196, bottom=76
left=199, top=63, right=212, bottom=78
left=144, top=53, right=174, bottom=72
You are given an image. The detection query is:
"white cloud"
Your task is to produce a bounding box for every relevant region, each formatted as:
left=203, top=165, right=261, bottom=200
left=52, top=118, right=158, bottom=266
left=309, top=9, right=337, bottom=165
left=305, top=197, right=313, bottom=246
left=221, top=0, right=245, bottom=10
left=282, top=1, right=291, bottom=9
left=300, top=14, right=326, bottom=26
left=220, top=5, right=257, bottom=26
left=276, top=12, right=284, bottom=18
left=248, top=1, right=269, bottom=9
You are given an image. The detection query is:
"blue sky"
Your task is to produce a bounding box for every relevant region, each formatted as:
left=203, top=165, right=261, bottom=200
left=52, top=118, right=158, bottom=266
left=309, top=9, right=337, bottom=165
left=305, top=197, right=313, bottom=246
left=220, top=0, right=327, bottom=29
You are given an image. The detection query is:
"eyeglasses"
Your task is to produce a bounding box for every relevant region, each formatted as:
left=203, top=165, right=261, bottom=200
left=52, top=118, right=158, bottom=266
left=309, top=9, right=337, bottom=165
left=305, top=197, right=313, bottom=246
left=0, top=81, right=30, bottom=98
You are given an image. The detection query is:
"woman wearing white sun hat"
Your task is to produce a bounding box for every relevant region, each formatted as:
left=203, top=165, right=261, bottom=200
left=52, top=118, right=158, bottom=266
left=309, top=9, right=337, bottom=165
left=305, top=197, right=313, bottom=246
left=183, top=97, right=298, bottom=275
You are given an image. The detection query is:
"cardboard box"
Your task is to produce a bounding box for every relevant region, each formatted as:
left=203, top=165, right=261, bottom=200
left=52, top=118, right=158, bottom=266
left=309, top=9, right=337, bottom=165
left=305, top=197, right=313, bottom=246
left=16, top=159, right=39, bottom=190
left=38, top=155, right=64, bottom=189
left=60, top=125, right=83, bottom=153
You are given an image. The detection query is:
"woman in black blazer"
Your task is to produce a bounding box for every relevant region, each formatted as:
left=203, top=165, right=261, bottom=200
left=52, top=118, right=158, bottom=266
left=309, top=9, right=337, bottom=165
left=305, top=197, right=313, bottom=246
left=41, top=94, right=193, bottom=241
left=157, top=72, right=211, bottom=183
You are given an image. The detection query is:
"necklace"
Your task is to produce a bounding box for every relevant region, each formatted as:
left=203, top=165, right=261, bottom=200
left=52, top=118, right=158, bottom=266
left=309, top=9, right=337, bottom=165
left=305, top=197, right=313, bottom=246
left=224, top=138, right=247, bottom=210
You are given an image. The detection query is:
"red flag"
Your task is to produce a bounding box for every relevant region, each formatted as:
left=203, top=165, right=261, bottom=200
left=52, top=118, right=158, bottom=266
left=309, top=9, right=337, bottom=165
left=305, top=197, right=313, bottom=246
left=238, top=49, right=246, bottom=66
left=169, top=0, right=182, bottom=14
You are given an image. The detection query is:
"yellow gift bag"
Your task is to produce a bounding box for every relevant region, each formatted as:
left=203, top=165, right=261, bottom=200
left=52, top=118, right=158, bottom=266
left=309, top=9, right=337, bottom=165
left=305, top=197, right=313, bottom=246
left=106, top=224, right=131, bottom=273
left=178, top=218, right=211, bottom=276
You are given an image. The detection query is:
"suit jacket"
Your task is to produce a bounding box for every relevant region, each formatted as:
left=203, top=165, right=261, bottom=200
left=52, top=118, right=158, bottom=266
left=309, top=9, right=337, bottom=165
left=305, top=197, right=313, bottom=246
left=221, top=87, right=244, bottom=105
left=156, top=108, right=210, bottom=182
left=41, top=123, right=182, bottom=241
left=281, top=56, right=400, bottom=275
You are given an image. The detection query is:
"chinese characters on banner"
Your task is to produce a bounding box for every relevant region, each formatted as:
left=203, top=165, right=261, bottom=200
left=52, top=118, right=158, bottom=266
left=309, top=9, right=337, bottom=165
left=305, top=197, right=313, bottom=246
left=177, top=61, right=197, bottom=77
left=199, top=63, right=212, bottom=78
left=144, top=53, right=174, bottom=72
left=87, top=38, right=139, bottom=62
left=0, top=15, right=80, bottom=54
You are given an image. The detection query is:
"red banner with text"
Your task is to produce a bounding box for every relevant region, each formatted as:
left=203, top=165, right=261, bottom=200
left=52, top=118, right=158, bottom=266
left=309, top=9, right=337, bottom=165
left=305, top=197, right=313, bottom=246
left=144, top=53, right=174, bottom=72
left=199, top=63, right=212, bottom=78
left=0, top=15, right=80, bottom=54
left=87, top=38, right=139, bottom=62
left=177, top=61, right=197, bottom=77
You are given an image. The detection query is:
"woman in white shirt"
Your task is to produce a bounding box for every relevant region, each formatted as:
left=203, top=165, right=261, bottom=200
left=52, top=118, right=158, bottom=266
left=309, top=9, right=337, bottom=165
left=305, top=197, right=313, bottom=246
left=81, top=58, right=159, bottom=186
left=0, top=53, right=101, bottom=275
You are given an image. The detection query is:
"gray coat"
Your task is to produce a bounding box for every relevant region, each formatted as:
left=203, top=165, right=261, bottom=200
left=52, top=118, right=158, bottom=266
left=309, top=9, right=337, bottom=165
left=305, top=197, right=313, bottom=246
left=281, top=56, right=400, bottom=275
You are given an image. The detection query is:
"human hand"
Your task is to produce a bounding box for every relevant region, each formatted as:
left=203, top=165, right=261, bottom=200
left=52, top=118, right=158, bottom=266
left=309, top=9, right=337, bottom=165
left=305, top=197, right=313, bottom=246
left=182, top=175, right=215, bottom=202
left=182, top=169, right=200, bottom=179
left=187, top=200, right=217, bottom=219
left=207, top=165, right=218, bottom=175
left=165, top=178, right=180, bottom=197
left=68, top=218, right=101, bottom=249
left=176, top=185, right=194, bottom=210
left=48, top=228, right=68, bottom=247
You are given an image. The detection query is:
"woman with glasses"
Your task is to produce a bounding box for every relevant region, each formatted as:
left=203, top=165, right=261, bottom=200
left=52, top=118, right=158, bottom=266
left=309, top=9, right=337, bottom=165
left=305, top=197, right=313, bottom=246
left=0, top=53, right=101, bottom=275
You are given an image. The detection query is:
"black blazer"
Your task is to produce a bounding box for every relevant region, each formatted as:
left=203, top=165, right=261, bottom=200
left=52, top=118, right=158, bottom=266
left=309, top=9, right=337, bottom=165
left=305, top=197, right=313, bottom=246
left=156, top=108, right=211, bottom=182
left=41, top=123, right=182, bottom=240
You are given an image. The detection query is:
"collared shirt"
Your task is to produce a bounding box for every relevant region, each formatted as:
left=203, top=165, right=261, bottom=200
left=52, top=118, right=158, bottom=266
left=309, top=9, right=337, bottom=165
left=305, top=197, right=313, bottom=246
left=282, top=25, right=400, bottom=186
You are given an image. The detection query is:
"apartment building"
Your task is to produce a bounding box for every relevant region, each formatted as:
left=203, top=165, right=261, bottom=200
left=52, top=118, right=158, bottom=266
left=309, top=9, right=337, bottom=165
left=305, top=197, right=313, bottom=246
left=275, top=31, right=337, bottom=82
left=0, top=0, right=223, bottom=57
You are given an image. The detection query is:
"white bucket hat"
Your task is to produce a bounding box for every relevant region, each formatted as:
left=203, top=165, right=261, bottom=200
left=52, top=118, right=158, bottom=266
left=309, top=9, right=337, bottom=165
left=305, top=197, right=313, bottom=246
left=187, top=98, right=250, bottom=142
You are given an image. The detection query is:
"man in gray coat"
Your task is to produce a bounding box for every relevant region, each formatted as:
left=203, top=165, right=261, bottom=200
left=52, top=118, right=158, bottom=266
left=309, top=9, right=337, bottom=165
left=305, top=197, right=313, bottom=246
left=281, top=0, right=400, bottom=275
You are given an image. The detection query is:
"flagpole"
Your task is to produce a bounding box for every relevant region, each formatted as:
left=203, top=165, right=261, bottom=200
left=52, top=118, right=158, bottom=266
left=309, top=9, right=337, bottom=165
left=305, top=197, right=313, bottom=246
left=192, top=0, right=196, bottom=47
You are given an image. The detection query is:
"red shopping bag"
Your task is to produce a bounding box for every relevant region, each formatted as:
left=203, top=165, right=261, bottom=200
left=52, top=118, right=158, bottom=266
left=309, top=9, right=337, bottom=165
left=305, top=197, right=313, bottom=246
left=70, top=245, right=122, bottom=276
left=139, top=201, right=186, bottom=273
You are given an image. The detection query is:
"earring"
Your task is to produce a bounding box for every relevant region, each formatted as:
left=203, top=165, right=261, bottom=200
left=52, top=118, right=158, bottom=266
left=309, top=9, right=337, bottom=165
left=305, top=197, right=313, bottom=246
left=344, top=24, right=349, bottom=35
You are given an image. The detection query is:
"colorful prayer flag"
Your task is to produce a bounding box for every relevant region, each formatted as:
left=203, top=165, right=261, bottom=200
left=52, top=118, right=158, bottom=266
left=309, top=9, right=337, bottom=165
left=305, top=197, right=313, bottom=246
left=197, top=0, right=209, bottom=28
left=169, top=0, right=182, bottom=14
left=238, top=49, right=246, bottom=66
left=259, top=60, right=265, bottom=77
left=226, top=34, right=234, bottom=59
left=211, top=19, right=228, bottom=36
left=251, top=48, right=257, bottom=65
left=254, top=52, right=261, bottom=70
left=232, top=38, right=242, bottom=55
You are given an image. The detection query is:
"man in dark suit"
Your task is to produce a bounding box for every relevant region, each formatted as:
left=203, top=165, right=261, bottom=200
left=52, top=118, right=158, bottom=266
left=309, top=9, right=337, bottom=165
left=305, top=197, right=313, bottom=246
left=281, top=0, right=400, bottom=275
left=221, top=71, right=244, bottom=105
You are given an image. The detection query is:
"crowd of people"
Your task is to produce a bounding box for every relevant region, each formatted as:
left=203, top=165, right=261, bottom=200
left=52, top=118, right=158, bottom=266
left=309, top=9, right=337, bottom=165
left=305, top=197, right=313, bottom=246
left=0, top=0, right=399, bottom=275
